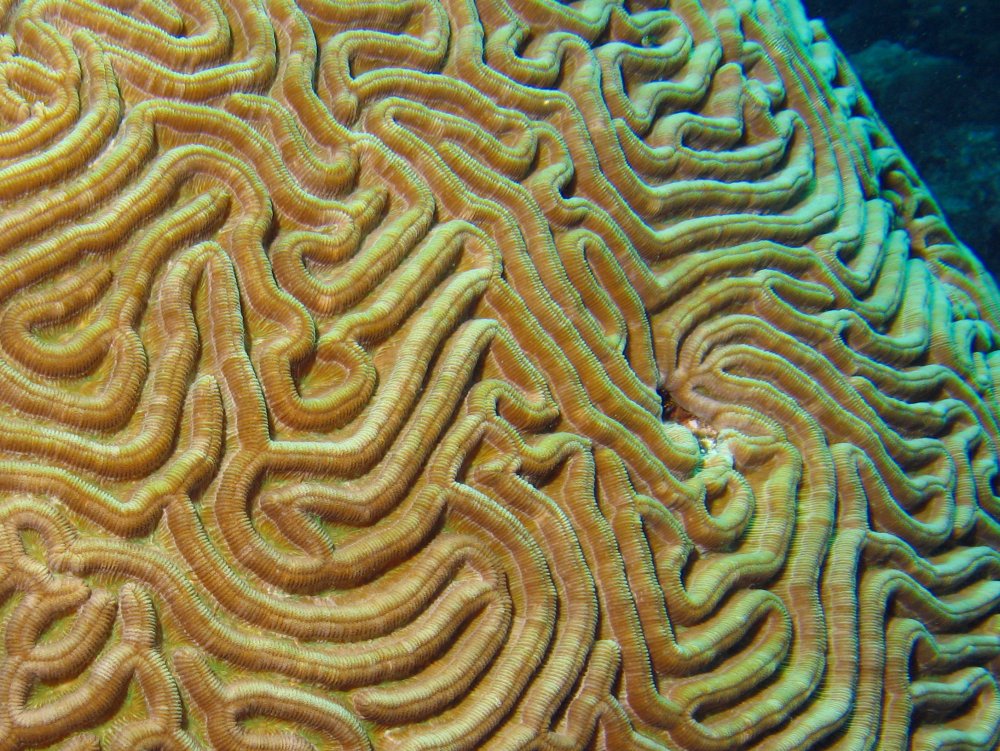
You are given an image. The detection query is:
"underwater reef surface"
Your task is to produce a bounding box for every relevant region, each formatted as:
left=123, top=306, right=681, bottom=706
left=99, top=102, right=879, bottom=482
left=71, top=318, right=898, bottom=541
left=0, top=0, right=998, bottom=749
left=803, top=0, right=1000, bottom=279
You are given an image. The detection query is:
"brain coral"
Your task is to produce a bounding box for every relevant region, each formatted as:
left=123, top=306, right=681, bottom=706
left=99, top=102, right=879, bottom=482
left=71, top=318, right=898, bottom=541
left=0, top=0, right=998, bottom=749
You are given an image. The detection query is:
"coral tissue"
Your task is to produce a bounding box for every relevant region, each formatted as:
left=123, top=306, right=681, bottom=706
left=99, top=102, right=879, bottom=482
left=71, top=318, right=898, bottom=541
left=0, top=0, right=998, bottom=748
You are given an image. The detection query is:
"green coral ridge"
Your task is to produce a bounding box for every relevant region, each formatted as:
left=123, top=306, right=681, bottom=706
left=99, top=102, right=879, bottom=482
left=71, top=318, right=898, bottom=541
left=0, top=0, right=997, bottom=749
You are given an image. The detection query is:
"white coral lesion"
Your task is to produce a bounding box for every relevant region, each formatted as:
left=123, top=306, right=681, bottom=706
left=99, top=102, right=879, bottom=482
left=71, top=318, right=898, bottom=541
left=661, top=398, right=720, bottom=458
left=678, top=413, right=719, bottom=454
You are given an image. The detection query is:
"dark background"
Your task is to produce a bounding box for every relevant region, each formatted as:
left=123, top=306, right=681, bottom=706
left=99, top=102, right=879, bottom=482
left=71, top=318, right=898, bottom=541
left=800, top=0, right=1000, bottom=280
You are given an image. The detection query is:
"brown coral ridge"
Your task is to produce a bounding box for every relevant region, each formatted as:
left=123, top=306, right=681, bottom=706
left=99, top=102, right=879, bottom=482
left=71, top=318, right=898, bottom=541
left=0, top=0, right=998, bottom=748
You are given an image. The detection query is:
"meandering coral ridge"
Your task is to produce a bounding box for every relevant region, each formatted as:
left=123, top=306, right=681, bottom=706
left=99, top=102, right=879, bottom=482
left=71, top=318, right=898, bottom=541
left=0, top=0, right=998, bottom=748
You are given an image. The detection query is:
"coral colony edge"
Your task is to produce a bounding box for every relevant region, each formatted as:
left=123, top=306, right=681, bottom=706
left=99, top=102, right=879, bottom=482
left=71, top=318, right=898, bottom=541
left=0, top=0, right=998, bottom=749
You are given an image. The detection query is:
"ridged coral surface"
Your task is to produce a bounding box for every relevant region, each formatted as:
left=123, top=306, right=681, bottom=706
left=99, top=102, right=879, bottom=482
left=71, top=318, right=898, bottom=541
left=1, top=0, right=999, bottom=748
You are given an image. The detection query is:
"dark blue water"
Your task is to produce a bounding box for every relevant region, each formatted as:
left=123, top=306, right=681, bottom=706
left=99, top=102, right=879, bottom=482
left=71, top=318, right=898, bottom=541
left=801, top=0, right=1000, bottom=280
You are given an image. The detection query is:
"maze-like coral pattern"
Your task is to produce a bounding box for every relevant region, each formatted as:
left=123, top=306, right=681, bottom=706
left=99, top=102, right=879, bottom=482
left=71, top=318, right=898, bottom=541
left=0, top=0, right=998, bottom=748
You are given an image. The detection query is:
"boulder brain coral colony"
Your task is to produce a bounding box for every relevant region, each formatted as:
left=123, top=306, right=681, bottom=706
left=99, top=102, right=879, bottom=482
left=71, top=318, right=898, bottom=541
left=0, top=0, right=998, bottom=748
